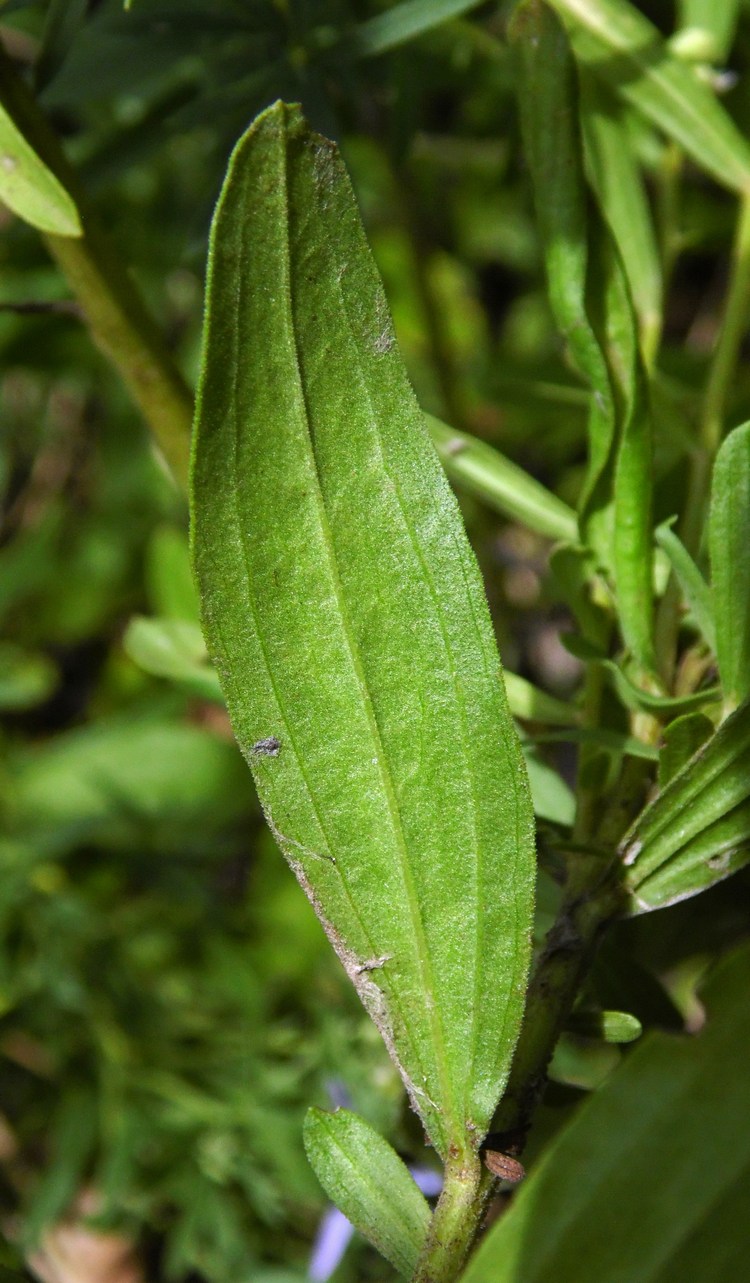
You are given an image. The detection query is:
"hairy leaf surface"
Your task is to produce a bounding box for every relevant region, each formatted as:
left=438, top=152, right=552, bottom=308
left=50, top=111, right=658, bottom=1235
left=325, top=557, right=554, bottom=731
left=622, top=696, right=750, bottom=910
left=303, top=1109, right=430, bottom=1277
left=191, top=102, right=536, bottom=1158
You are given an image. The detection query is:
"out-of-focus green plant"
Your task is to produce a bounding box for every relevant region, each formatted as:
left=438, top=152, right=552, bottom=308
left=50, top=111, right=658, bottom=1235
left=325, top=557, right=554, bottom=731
left=1, top=2, right=750, bottom=1281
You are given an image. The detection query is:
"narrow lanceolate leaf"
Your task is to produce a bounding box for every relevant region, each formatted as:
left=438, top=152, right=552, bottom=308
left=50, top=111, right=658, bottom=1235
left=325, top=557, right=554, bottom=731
left=511, top=2, right=655, bottom=672
left=579, top=75, right=662, bottom=361
left=303, top=1109, right=431, bottom=1277
left=709, top=422, right=750, bottom=710
left=621, top=696, right=750, bottom=912
left=427, top=416, right=578, bottom=543
left=510, top=1, right=616, bottom=552
left=0, top=102, right=81, bottom=235
left=349, top=0, right=485, bottom=58
left=191, top=103, right=536, bottom=1159
left=548, top=0, right=750, bottom=194
left=656, top=521, right=715, bottom=652
left=460, top=944, right=750, bottom=1283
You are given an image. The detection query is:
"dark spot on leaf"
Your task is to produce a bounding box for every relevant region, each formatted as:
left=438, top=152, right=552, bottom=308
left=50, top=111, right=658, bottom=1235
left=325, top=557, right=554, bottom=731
left=251, top=736, right=281, bottom=757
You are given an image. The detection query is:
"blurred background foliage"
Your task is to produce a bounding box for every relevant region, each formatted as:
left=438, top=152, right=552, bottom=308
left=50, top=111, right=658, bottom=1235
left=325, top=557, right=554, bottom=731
left=1, top=1, right=750, bottom=1280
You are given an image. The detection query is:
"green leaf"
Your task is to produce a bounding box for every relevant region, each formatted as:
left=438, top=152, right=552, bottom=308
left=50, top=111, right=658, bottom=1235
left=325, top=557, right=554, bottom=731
left=191, top=102, right=536, bottom=1157
left=0, top=101, right=81, bottom=235
left=599, top=232, right=656, bottom=675
left=622, top=696, right=750, bottom=910
left=427, top=416, right=578, bottom=543
left=0, top=641, right=57, bottom=710
left=460, top=943, right=750, bottom=1283
left=709, top=421, right=750, bottom=710
left=504, top=672, right=578, bottom=726
left=521, top=745, right=576, bottom=826
left=303, top=1108, right=431, bottom=1277
left=510, top=0, right=616, bottom=550
left=534, top=725, right=659, bottom=761
left=580, top=75, right=662, bottom=360
left=658, top=711, right=714, bottom=789
left=349, top=0, right=485, bottom=58
left=547, top=0, right=750, bottom=194
left=10, top=715, right=253, bottom=855
left=656, top=521, right=715, bottom=652
left=676, top=0, right=741, bottom=63
left=145, top=524, right=201, bottom=622
left=601, top=659, right=719, bottom=715
left=511, top=2, right=655, bottom=670
left=123, top=616, right=223, bottom=702
left=565, top=1008, right=642, bottom=1043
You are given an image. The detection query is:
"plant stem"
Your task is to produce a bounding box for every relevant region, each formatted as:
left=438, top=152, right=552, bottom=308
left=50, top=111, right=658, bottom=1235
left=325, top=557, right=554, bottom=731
left=0, top=43, right=193, bottom=489
left=412, top=1152, right=491, bottom=1283
left=489, top=869, right=623, bottom=1147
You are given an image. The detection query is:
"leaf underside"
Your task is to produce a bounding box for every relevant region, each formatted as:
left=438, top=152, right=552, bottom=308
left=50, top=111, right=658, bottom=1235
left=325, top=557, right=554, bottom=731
left=191, top=102, right=536, bottom=1157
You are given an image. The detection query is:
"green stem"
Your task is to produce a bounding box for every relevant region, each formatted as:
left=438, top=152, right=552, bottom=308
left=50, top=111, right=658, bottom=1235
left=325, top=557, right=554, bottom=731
left=411, top=1153, right=490, bottom=1283
left=0, top=45, right=193, bottom=489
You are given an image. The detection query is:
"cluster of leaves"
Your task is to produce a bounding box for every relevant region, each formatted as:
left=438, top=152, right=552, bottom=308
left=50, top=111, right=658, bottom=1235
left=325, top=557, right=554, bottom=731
left=1, top=0, right=750, bottom=1281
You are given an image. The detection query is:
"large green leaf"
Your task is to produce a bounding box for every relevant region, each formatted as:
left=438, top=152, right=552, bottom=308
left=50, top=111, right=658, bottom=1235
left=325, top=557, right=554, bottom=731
left=303, top=1109, right=430, bottom=1277
left=191, top=102, right=536, bottom=1158
left=548, top=0, right=750, bottom=194
left=0, top=100, right=81, bottom=235
left=460, top=943, right=750, bottom=1282
left=622, top=696, right=750, bottom=911
left=709, top=421, right=750, bottom=711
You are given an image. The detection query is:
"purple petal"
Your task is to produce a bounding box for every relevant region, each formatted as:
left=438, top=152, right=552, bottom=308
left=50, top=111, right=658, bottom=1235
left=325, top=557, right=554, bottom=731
left=308, top=1206, right=354, bottom=1281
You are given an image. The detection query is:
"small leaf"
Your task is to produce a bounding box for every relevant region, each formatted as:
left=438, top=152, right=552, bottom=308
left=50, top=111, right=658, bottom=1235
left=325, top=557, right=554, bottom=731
left=303, top=1109, right=431, bottom=1278
left=565, top=1008, right=642, bottom=1043
left=676, top=0, right=741, bottom=63
left=548, top=0, right=750, bottom=194
left=123, top=616, right=223, bottom=702
left=460, top=944, right=750, bottom=1283
left=658, top=711, right=714, bottom=789
left=601, top=659, right=719, bottom=715
left=521, top=743, right=576, bottom=826
left=534, top=726, right=659, bottom=762
left=622, top=695, right=750, bottom=910
left=505, top=672, right=578, bottom=726
left=192, top=103, right=536, bottom=1157
left=349, top=0, right=485, bottom=58
left=656, top=520, right=715, bottom=652
left=0, top=641, right=57, bottom=711
left=428, top=416, right=578, bottom=543
left=709, top=421, right=750, bottom=710
left=0, top=102, right=81, bottom=236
